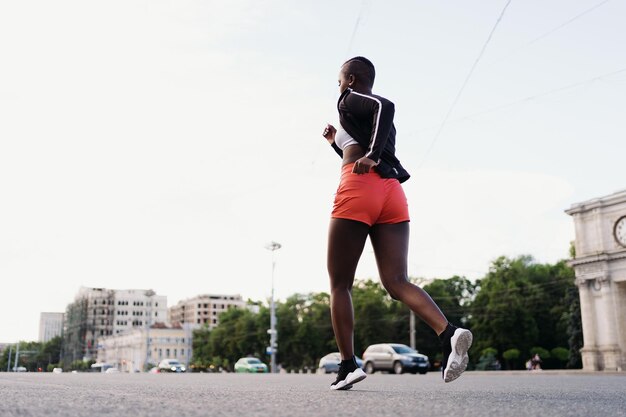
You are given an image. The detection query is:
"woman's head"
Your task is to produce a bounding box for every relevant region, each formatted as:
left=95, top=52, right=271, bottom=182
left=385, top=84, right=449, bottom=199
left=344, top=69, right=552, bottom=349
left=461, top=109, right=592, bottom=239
left=338, top=56, right=375, bottom=93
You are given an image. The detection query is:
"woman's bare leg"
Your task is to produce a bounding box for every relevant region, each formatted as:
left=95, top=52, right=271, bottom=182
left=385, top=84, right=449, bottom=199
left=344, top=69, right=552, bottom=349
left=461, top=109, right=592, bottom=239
left=327, top=218, right=370, bottom=359
left=369, top=221, right=448, bottom=335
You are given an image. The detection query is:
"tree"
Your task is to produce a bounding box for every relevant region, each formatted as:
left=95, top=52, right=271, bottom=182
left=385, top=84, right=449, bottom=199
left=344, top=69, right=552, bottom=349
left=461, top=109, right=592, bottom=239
left=352, top=280, right=397, bottom=356
left=502, top=348, right=521, bottom=370
left=469, top=256, right=576, bottom=368
left=413, top=276, right=476, bottom=363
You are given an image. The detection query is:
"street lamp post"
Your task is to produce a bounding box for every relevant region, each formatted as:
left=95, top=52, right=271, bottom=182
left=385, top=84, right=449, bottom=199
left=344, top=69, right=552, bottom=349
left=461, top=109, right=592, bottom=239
left=144, top=289, right=156, bottom=372
left=265, top=241, right=281, bottom=374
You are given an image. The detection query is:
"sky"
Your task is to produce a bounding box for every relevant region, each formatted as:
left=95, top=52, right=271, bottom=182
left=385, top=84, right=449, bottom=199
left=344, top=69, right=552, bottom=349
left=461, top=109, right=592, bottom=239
left=1, top=0, right=625, bottom=342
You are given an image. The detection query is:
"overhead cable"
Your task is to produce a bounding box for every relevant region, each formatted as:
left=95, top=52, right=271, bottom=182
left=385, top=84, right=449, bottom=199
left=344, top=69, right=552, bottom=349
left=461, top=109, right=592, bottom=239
left=417, top=0, right=513, bottom=169
left=409, top=66, right=626, bottom=134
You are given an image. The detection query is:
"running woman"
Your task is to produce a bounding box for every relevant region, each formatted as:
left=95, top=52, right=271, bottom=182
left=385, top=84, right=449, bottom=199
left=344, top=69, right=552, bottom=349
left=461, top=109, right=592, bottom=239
left=322, top=57, right=473, bottom=390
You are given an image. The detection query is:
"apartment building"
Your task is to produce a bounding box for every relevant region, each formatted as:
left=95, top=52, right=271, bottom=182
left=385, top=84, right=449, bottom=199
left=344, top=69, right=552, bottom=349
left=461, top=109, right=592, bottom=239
left=39, top=312, right=65, bottom=343
left=112, top=289, right=167, bottom=335
left=168, top=294, right=245, bottom=329
left=63, top=287, right=167, bottom=363
left=96, top=322, right=194, bottom=372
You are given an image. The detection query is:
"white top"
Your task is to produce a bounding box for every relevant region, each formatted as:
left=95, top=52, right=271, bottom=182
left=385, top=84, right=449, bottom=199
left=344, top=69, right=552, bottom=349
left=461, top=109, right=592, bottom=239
left=334, top=124, right=359, bottom=150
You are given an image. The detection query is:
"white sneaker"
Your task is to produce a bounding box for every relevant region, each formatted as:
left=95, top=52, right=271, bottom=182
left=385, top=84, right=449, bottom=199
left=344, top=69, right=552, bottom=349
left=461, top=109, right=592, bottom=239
left=330, top=364, right=366, bottom=390
left=441, top=326, right=473, bottom=383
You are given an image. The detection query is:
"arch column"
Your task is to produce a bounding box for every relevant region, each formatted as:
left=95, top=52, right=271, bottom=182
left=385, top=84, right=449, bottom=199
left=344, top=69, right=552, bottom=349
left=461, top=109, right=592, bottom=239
left=577, top=277, right=600, bottom=370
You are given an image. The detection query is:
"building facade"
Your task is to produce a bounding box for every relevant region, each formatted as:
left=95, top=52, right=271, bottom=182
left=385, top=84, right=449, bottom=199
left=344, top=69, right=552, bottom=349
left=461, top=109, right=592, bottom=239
left=63, top=287, right=167, bottom=364
left=168, top=294, right=245, bottom=329
left=112, top=289, right=167, bottom=335
left=566, top=189, right=626, bottom=371
left=39, top=312, right=65, bottom=343
left=96, top=323, right=194, bottom=372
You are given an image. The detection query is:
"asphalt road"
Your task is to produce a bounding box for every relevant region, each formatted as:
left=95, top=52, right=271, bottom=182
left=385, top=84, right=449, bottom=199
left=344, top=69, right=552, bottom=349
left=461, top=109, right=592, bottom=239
left=1, top=371, right=625, bottom=417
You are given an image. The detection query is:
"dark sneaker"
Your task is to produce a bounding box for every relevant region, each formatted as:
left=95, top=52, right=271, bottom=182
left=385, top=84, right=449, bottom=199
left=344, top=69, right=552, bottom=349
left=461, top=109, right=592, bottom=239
left=440, top=324, right=473, bottom=383
left=330, top=358, right=366, bottom=391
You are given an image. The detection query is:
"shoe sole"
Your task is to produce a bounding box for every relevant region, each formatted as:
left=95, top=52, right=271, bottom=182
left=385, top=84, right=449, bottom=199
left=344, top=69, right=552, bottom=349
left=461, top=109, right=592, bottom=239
left=330, top=368, right=367, bottom=391
left=443, top=329, right=473, bottom=383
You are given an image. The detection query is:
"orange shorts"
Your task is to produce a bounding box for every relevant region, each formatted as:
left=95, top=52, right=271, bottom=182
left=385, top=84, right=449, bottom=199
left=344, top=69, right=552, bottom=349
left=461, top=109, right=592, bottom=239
left=331, top=163, right=410, bottom=226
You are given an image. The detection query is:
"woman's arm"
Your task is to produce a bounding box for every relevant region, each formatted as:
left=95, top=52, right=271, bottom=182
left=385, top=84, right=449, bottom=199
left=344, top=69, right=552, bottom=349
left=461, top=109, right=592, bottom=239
left=322, top=124, right=343, bottom=157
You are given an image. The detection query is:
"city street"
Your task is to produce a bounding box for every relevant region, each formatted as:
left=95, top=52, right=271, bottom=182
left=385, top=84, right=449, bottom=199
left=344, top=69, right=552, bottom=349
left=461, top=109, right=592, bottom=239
left=1, top=371, right=625, bottom=417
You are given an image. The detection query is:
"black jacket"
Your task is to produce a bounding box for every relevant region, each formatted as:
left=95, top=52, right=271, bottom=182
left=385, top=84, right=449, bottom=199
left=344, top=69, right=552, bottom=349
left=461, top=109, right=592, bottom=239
left=331, top=88, right=410, bottom=183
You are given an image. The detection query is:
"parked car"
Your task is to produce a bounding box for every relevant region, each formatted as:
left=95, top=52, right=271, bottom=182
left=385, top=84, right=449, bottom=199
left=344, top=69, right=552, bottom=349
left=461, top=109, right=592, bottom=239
left=158, top=359, right=186, bottom=373
left=362, top=343, right=430, bottom=375
left=318, top=352, right=364, bottom=374
left=234, top=357, right=268, bottom=373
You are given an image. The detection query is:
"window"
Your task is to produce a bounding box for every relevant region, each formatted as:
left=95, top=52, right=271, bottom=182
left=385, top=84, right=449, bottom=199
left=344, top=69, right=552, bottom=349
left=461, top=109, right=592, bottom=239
left=166, top=349, right=170, bottom=357
left=159, top=349, right=162, bottom=358
left=174, top=349, right=177, bottom=357
left=197, top=319, right=201, bottom=323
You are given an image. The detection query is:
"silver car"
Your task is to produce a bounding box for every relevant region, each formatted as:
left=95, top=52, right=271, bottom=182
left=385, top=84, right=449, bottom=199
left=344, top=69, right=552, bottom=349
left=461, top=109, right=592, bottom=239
left=158, top=359, right=186, bottom=373
left=362, top=343, right=430, bottom=375
left=318, top=352, right=364, bottom=374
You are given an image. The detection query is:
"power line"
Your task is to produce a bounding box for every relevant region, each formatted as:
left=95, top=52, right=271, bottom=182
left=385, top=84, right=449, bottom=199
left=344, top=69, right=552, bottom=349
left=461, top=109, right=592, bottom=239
left=486, top=0, right=613, bottom=65
left=345, top=0, right=370, bottom=57
left=408, top=66, right=626, bottom=134
left=417, top=0, right=514, bottom=169
left=525, top=0, right=611, bottom=47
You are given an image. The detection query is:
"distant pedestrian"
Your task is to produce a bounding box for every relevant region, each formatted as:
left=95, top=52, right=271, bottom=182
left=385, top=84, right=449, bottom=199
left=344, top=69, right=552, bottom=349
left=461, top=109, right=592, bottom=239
left=321, top=57, right=473, bottom=390
left=531, top=353, right=542, bottom=370
left=526, top=359, right=533, bottom=371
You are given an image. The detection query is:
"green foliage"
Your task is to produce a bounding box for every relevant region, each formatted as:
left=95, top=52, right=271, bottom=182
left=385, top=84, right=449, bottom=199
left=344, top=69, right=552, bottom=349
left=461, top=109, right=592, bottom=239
left=352, top=281, right=399, bottom=355
left=68, top=359, right=95, bottom=371
left=188, top=256, right=580, bottom=373
left=0, top=337, right=63, bottom=372
left=414, top=276, right=476, bottom=362
left=530, top=347, right=550, bottom=359
left=502, top=348, right=521, bottom=370
left=481, top=347, right=498, bottom=357
left=551, top=347, right=569, bottom=362
left=565, top=286, right=583, bottom=369
left=469, top=256, right=576, bottom=369
left=502, top=348, right=520, bottom=360
left=475, top=347, right=498, bottom=370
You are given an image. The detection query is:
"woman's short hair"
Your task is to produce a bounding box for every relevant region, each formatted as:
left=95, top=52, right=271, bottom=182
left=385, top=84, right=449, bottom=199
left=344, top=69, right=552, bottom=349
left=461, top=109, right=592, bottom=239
left=342, top=56, right=375, bottom=87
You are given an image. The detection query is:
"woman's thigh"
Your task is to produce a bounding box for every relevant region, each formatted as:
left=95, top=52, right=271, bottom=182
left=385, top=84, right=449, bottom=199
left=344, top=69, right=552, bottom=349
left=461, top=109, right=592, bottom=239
left=327, top=218, right=370, bottom=289
left=369, top=222, right=410, bottom=288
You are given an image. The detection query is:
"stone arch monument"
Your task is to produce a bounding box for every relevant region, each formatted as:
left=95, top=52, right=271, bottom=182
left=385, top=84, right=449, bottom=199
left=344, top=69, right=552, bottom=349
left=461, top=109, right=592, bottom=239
left=566, top=189, right=626, bottom=371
